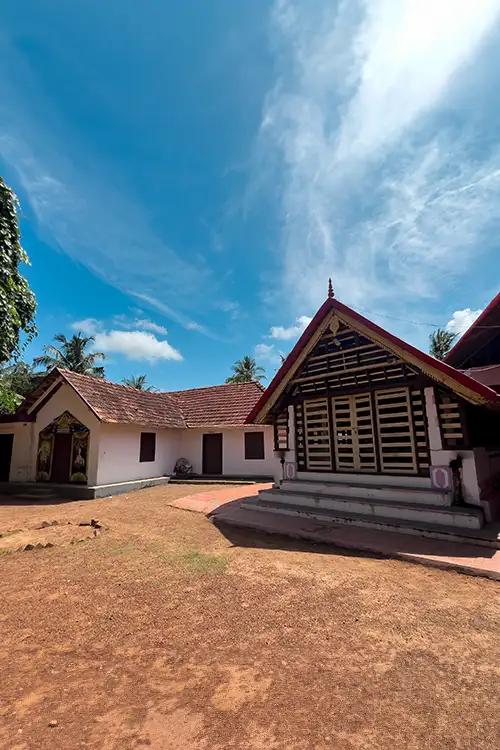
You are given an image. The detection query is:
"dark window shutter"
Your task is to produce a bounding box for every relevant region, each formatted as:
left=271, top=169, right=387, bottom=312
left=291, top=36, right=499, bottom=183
left=140, top=432, right=156, bottom=462
left=245, top=432, right=265, bottom=460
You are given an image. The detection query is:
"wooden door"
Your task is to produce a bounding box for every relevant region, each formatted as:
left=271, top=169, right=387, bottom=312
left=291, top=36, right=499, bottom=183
left=50, top=433, right=73, bottom=483
left=0, top=434, right=14, bottom=481
left=375, top=387, right=417, bottom=474
left=331, top=394, right=376, bottom=473
left=202, top=433, right=223, bottom=475
left=304, top=399, right=332, bottom=470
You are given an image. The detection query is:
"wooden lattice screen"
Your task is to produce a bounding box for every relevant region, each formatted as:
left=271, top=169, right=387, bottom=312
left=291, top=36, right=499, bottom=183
left=303, top=398, right=332, bottom=471
left=273, top=410, right=289, bottom=451
left=436, top=389, right=467, bottom=448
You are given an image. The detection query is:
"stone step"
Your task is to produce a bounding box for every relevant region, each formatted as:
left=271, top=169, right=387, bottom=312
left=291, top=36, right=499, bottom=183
left=255, top=489, right=483, bottom=530
left=280, top=479, right=452, bottom=506
left=241, top=497, right=497, bottom=547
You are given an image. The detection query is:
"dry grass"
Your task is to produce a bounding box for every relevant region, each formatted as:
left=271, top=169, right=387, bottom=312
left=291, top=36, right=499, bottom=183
left=0, top=483, right=499, bottom=750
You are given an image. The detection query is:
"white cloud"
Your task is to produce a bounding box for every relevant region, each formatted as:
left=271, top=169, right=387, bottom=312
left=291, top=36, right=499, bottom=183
left=446, top=308, right=483, bottom=336
left=134, top=319, right=168, bottom=335
left=70, top=317, right=182, bottom=361
left=259, top=0, right=500, bottom=314
left=254, top=342, right=283, bottom=367
left=94, top=330, right=182, bottom=362
left=269, top=315, right=312, bottom=340
left=71, top=318, right=100, bottom=336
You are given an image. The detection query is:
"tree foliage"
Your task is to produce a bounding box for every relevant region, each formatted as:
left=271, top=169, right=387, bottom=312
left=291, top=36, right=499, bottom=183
left=429, top=328, right=456, bottom=361
left=33, top=332, right=106, bottom=377
left=226, top=355, right=266, bottom=384
left=122, top=374, right=157, bottom=391
left=0, top=177, right=37, bottom=364
left=0, top=361, right=41, bottom=414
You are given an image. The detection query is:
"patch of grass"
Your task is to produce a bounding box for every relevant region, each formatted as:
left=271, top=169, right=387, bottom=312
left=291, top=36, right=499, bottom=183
left=180, top=549, right=228, bottom=575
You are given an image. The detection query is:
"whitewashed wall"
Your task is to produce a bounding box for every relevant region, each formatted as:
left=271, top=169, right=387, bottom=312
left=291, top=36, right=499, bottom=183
left=34, top=383, right=101, bottom=485
left=177, top=426, right=278, bottom=477
left=96, top=424, right=180, bottom=485
left=0, top=422, right=34, bottom=482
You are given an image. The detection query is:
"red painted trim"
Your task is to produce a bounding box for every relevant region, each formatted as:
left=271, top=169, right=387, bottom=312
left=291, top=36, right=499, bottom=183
left=246, top=297, right=500, bottom=423
left=445, top=292, right=500, bottom=365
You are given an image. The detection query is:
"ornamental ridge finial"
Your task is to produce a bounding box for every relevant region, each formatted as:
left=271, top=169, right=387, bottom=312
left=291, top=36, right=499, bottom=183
left=328, top=277, right=334, bottom=299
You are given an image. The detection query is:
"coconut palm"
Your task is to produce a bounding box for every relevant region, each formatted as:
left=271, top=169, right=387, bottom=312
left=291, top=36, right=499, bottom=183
left=33, top=333, right=105, bottom=377
left=226, top=355, right=266, bottom=384
left=429, top=328, right=457, bottom=361
left=122, top=374, right=156, bottom=391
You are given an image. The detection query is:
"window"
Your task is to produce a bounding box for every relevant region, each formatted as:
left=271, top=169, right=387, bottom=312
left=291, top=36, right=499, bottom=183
left=140, top=432, right=156, bottom=462
left=245, top=431, right=265, bottom=460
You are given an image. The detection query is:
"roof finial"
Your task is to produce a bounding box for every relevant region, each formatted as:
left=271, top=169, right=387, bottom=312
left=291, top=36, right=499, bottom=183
left=328, top=277, right=334, bottom=299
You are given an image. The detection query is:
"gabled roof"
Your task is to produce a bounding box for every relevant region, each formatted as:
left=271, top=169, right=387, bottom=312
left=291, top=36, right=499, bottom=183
left=169, top=382, right=265, bottom=427
left=9, top=368, right=265, bottom=429
left=247, top=294, right=500, bottom=424
left=445, top=292, right=500, bottom=368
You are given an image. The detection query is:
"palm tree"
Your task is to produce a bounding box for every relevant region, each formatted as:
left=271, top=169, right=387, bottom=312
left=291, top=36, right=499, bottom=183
left=429, top=328, right=456, bottom=361
left=33, top=333, right=105, bottom=377
left=226, top=355, right=266, bottom=384
left=122, top=374, right=156, bottom=391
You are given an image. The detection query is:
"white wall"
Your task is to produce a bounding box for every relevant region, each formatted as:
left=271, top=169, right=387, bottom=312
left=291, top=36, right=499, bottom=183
left=34, top=383, right=101, bottom=485
left=96, top=424, right=181, bottom=485
left=177, top=426, right=279, bottom=477
left=0, top=422, right=34, bottom=482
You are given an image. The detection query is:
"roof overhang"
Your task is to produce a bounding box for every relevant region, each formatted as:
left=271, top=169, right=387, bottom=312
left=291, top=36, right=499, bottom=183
left=247, top=297, right=500, bottom=424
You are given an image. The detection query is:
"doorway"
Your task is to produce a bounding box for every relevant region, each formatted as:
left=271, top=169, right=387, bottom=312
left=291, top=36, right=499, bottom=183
left=0, top=434, right=14, bottom=481
left=50, top=433, right=73, bottom=483
left=331, top=393, right=377, bottom=472
left=202, top=433, right=223, bottom=475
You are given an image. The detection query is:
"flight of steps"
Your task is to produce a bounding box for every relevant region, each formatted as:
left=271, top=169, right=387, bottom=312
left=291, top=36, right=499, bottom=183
left=241, top=476, right=488, bottom=542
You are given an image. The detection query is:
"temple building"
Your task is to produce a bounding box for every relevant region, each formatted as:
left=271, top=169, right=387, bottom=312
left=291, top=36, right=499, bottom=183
left=246, top=283, right=500, bottom=535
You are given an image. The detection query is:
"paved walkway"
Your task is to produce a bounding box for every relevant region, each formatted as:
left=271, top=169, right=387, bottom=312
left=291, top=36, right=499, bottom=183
left=168, top=485, right=500, bottom=581
left=166, top=483, right=272, bottom=514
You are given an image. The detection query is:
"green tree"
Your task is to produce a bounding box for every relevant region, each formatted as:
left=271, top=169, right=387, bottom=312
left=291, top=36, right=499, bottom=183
left=122, top=374, right=156, bottom=391
left=0, top=177, right=37, bottom=363
left=226, top=355, right=266, bottom=384
left=33, top=332, right=105, bottom=377
left=429, top=328, right=456, bottom=361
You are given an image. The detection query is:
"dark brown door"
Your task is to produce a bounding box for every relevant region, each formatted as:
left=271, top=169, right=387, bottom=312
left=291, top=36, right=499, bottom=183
left=0, top=434, right=14, bottom=481
left=202, top=433, right=223, bottom=475
left=50, top=433, right=73, bottom=483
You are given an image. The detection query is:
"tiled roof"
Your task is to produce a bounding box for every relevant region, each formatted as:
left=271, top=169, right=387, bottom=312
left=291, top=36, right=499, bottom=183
left=168, top=382, right=265, bottom=427
left=16, top=369, right=265, bottom=429
left=60, top=370, right=186, bottom=428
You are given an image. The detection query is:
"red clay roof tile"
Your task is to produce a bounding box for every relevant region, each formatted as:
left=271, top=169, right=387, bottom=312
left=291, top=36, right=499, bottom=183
left=19, top=369, right=265, bottom=429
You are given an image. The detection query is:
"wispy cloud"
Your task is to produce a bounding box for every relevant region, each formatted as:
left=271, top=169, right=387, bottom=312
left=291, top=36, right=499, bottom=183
left=0, top=29, right=216, bottom=338
left=260, top=0, right=500, bottom=314
left=446, top=307, right=483, bottom=336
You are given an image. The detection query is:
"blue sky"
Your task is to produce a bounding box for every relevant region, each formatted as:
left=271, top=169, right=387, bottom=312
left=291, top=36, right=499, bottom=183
left=1, top=1, right=500, bottom=390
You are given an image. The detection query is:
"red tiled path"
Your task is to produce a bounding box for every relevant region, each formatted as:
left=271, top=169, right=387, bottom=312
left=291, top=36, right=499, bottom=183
left=167, top=484, right=500, bottom=581
left=166, top=483, right=272, bottom=514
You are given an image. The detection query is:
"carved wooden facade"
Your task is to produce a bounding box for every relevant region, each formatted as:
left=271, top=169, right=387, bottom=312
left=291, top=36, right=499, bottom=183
left=277, top=322, right=442, bottom=476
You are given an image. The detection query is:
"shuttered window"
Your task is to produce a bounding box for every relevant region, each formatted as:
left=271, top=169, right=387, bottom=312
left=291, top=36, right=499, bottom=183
left=139, top=432, right=156, bottom=462
left=245, top=432, right=265, bottom=460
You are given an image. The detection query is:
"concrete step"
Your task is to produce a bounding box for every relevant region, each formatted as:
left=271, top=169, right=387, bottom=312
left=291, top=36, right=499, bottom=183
left=280, top=479, right=452, bottom=506
left=241, top=497, right=497, bottom=547
left=253, top=489, right=484, bottom=530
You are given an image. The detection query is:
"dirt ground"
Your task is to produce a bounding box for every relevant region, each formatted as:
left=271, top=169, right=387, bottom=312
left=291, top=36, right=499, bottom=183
left=0, top=484, right=499, bottom=750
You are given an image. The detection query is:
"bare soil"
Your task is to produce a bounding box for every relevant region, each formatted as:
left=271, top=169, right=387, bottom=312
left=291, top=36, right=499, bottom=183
left=0, top=484, right=499, bottom=750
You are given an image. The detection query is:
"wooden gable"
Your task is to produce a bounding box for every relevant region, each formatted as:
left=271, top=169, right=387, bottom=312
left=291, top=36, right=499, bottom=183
left=283, top=319, right=421, bottom=403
